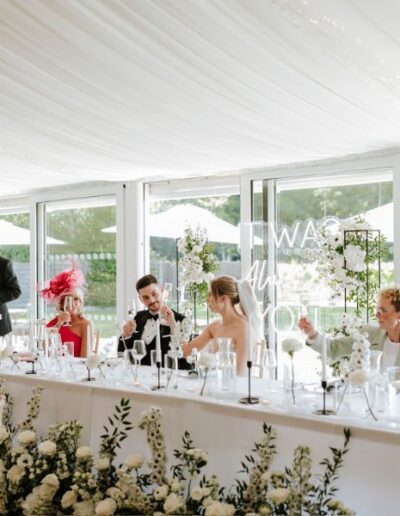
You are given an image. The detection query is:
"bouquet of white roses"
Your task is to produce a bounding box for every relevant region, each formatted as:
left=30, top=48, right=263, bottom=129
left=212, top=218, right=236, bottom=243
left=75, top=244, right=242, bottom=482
left=178, top=225, right=218, bottom=303
left=310, top=217, right=385, bottom=317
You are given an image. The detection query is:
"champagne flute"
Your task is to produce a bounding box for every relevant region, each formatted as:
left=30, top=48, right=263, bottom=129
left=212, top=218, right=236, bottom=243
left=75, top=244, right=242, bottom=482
left=132, top=340, right=146, bottom=385
left=62, top=295, right=74, bottom=327
left=160, top=283, right=173, bottom=324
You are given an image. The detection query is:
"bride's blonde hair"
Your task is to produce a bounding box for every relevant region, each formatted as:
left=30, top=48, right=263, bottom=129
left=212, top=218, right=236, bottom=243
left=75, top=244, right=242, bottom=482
left=210, top=276, right=240, bottom=306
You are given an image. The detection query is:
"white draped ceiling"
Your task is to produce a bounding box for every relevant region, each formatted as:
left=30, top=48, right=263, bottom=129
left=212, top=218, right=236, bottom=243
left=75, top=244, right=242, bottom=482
left=1, top=0, right=400, bottom=195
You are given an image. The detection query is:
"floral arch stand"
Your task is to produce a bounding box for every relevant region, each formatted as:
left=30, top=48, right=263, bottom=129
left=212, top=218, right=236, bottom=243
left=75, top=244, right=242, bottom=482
left=343, top=229, right=382, bottom=322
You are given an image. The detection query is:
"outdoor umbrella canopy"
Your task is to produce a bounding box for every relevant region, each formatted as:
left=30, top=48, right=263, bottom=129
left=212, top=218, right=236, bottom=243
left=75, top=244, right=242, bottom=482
left=103, top=204, right=241, bottom=244
left=0, top=220, right=64, bottom=245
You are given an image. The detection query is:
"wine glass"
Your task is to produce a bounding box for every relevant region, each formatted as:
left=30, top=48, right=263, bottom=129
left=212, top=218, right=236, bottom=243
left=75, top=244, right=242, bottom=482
left=62, top=295, right=74, bottom=326
left=128, top=299, right=137, bottom=320
left=299, top=293, right=310, bottom=318
left=160, top=283, right=173, bottom=325
left=132, top=340, right=146, bottom=385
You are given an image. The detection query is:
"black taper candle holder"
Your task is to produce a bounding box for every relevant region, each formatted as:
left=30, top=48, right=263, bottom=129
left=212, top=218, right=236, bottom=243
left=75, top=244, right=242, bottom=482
left=313, top=380, right=335, bottom=415
left=25, top=359, right=37, bottom=375
left=151, top=361, right=165, bottom=390
left=239, top=361, right=260, bottom=405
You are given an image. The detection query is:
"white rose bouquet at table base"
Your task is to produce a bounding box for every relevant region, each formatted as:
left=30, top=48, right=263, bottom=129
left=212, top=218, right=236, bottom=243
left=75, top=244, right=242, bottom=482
left=0, top=377, right=354, bottom=515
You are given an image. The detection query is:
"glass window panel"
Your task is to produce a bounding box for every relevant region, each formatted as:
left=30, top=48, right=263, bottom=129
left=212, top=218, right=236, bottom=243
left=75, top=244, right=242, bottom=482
left=251, top=172, right=393, bottom=380
left=0, top=211, right=30, bottom=322
left=148, top=192, right=241, bottom=329
left=42, top=197, right=116, bottom=340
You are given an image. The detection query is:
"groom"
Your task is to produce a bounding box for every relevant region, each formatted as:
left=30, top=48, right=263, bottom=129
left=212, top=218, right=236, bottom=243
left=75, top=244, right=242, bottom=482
left=118, top=274, right=186, bottom=367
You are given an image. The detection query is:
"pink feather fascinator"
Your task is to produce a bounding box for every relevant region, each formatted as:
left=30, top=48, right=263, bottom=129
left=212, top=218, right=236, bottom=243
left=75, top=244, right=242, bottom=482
left=39, top=264, right=85, bottom=303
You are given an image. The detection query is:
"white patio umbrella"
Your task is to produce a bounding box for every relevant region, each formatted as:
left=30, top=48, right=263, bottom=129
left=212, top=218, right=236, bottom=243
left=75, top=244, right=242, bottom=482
left=103, top=204, right=241, bottom=244
left=0, top=220, right=64, bottom=245
left=362, top=202, right=393, bottom=242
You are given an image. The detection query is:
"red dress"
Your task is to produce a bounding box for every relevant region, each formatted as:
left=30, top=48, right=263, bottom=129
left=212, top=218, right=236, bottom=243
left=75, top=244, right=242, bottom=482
left=47, top=318, right=82, bottom=357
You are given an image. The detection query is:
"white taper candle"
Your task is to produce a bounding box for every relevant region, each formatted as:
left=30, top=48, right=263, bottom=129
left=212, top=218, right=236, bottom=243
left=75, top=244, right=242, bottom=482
left=156, top=318, right=161, bottom=363
left=321, top=335, right=327, bottom=382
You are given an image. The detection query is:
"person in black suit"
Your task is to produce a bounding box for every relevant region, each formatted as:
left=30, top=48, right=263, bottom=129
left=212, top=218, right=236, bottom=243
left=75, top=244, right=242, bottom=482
left=118, top=274, right=185, bottom=366
left=0, top=256, right=22, bottom=336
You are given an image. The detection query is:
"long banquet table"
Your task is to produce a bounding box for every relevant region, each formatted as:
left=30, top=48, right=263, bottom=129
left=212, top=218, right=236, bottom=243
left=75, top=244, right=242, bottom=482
left=2, top=363, right=399, bottom=516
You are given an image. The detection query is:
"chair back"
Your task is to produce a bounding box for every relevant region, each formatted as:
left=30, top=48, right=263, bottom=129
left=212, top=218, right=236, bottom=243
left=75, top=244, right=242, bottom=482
left=252, top=340, right=266, bottom=378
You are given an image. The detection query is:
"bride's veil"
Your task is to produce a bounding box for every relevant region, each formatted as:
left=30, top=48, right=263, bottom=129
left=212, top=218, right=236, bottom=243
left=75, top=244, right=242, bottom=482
left=236, top=280, right=264, bottom=347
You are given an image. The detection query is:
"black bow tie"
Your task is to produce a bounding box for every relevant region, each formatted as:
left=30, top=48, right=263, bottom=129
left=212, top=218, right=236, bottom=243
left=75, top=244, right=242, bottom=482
left=148, top=312, right=159, bottom=321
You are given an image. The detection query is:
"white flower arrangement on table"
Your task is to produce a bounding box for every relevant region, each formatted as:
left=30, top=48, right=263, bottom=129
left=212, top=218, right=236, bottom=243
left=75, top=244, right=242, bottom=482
left=0, top=379, right=353, bottom=515
left=177, top=225, right=218, bottom=303
left=281, top=338, right=304, bottom=405
left=310, top=217, right=386, bottom=318
left=336, top=332, right=377, bottom=420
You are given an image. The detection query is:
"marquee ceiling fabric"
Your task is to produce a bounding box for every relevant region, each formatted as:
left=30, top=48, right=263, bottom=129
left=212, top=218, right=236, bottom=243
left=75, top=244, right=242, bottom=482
left=1, top=0, right=400, bottom=195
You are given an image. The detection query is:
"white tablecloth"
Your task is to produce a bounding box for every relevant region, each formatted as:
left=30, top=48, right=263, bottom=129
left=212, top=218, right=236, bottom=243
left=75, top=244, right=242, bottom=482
left=1, top=365, right=399, bottom=516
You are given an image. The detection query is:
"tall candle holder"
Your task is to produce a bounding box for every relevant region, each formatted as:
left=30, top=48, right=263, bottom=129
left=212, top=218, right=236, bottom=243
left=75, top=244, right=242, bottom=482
left=151, top=360, right=165, bottom=390
left=239, top=361, right=260, bottom=405
left=313, top=380, right=335, bottom=415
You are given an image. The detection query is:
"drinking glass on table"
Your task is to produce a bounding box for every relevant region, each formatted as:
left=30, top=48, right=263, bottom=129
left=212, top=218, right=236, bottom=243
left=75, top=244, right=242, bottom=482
left=262, top=348, right=277, bottom=390
left=128, top=299, right=137, bottom=320
left=132, top=340, right=146, bottom=385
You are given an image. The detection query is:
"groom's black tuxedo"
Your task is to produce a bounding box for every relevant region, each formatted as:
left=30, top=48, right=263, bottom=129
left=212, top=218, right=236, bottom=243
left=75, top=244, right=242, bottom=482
left=0, top=257, right=21, bottom=336
left=118, top=309, right=187, bottom=367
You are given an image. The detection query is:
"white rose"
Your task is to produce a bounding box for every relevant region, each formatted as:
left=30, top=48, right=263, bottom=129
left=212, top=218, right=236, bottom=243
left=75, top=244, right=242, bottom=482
left=154, top=484, right=169, bottom=500
left=96, top=457, right=110, bottom=471
left=268, top=487, right=290, bottom=504
left=76, top=446, right=93, bottom=460
left=343, top=245, right=366, bottom=273
left=7, top=464, right=24, bottom=483
left=38, top=440, right=57, bottom=456
left=61, top=490, right=77, bottom=508
left=17, top=430, right=36, bottom=445
left=95, top=498, right=117, bottom=516
left=124, top=453, right=144, bottom=469
left=205, top=501, right=235, bottom=516
left=349, top=369, right=369, bottom=385
left=281, top=338, right=303, bottom=354
left=0, top=426, right=8, bottom=444
left=42, top=473, right=59, bottom=488
left=192, top=244, right=203, bottom=253
left=197, top=351, right=216, bottom=369
left=163, top=493, right=184, bottom=514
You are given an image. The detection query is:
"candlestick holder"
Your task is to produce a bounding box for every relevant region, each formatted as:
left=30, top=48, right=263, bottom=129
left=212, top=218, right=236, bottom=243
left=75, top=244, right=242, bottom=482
left=313, top=380, right=335, bottom=415
left=25, top=357, right=38, bottom=375
left=151, top=361, right=165, bottom=390
left=239, top=361, right=260, bottom=404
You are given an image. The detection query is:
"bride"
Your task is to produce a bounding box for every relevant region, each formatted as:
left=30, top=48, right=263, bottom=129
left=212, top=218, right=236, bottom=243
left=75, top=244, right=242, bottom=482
left=181, top=275, right=263, bottom=376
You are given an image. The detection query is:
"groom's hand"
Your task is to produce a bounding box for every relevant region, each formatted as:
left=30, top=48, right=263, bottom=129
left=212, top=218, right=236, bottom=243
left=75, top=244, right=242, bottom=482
left=161, top=305, right=176, bottom=331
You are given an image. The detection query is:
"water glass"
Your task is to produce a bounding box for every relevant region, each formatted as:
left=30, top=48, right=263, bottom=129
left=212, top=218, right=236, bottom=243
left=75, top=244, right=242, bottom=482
left=165, top=352, right=179, bottom=391
left=387, top=367, right=400, bottom=419
left=216, top=351, right=236, bottom=392
left=133, top=340, right=146, bottom=384
left=263, top=349, right=277, bottom=385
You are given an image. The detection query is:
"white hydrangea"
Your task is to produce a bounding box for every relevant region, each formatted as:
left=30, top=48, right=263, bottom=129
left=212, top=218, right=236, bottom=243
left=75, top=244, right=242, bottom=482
left=268, top=487, right=290, bottom=504
left=163, top=493, right=184, bottom=514
left=281, top=338, right=303, bottom=354
left=205, top=501, right=236, bottom=516
left=95, top=457, right=110, bottom=470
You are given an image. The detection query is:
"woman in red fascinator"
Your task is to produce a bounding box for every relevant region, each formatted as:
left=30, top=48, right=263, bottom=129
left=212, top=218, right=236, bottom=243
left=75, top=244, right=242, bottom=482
left=39, top=264, right=93, bottom=357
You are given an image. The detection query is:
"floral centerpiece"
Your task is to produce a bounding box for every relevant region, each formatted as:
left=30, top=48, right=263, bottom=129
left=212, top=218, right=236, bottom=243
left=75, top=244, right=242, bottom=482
left=177, top=225, right=218, bottom=317
left=312, top=217, right=386, bottom=318
left=0, top=379, right=353, bottom=515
